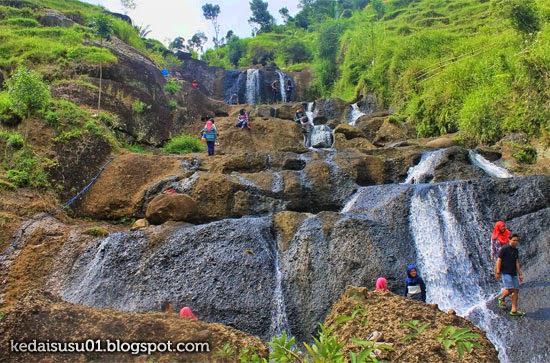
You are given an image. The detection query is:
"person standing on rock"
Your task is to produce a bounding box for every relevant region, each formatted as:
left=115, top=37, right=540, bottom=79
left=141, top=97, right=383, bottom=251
left=300, top=116, right=315, bottom=148
left=294, top=107, right=305, bottom=124
left=285, top=80, right=294, bottom=102
left=271, top=79, right=280, bottom=104
left=200, top=118, right=218, bottom=156
left=491, top=220, right=511, bottom=261
left=495, top=234, right=525, bottom=316
left=403, top=264, right=426, bottom=302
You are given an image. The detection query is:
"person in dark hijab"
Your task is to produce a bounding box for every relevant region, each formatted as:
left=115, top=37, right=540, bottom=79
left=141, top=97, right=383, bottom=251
left=403, top=264, right=426, bottom=302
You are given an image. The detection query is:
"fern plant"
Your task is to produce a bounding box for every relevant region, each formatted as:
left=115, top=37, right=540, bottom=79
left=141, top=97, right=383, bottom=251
left=437, top=326, right=483, bottom=359
left=400, top=320, right=431, bottom=342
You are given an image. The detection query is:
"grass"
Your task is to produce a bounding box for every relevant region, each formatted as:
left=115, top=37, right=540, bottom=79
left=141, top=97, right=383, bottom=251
left=163, top=134, right=205, bottom=154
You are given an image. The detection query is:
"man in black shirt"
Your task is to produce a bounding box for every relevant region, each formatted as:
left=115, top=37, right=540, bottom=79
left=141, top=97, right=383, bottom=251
left=495, top=234, right=525, bottom=316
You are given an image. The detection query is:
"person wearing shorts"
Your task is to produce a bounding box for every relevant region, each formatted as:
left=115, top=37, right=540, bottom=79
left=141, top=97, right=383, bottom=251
left=495, top=234, right=525, bottom=316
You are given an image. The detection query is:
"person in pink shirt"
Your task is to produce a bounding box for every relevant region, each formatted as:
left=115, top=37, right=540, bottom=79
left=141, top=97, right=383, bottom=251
left=375, top=277, right=388, bottom=291
left=179, top=306, right=198, bottom=320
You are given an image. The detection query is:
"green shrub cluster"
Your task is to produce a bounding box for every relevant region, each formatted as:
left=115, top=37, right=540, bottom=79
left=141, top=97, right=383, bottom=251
left=163, top=134, right=205, bottom=154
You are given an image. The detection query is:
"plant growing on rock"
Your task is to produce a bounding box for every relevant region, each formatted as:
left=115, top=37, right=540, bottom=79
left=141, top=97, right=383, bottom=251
left=400, top=319, right=431, bottom=342
left=437, top=326, right=483, bottom=360
left=335, top=304, right=369, bottom=326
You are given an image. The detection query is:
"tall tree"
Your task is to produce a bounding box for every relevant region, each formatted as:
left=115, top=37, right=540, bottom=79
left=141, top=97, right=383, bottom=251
left=248, top=0, right=275, bottom=35
left=279, top=7, right=292, bottom=25
left=120, top=0, right=136, bottom=13
left=202, top=3, right=221, bottom=49
left=88, top=14, right=113, bottom=116
left=188, top=32, right=208, bottom=53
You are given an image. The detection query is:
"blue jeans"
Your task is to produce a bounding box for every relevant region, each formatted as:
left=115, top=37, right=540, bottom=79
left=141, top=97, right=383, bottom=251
left=206, top=140, right=215, bottom=155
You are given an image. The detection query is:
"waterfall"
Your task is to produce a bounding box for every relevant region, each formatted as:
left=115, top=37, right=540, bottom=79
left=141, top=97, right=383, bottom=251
left=246, top=69, right=261, bottom=105
left=409, top=183, right=510, bottom=362
left=348, top=103, right=366, bottom=126
left=403, top=149, right=447, bottom=184
left=305, top=102, right=316, bottom=124
left=468, top=150, right=513, bottom=178
left=276, top=71, right=287, bottom=103
left=269, top=247, right=292, bottom=338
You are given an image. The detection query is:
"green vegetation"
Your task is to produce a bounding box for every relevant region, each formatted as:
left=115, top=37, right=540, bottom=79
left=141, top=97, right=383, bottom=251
left=204, top=0, right=548, bottom=144
left=83, top=226, right=110, bottom=237
left=400, top=319, right=431, bottom=342
left=163, top=134, right=205, bottom=154
left=5, top=66, right=50, bottom=120
left=437, top=326, right=483, bottom=360
left=164, top=79, right=182, bottom=95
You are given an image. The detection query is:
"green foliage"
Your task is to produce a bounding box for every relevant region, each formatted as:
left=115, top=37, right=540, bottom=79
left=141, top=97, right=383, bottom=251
left=349, top=338, right=395, bottom=363
left=5, top=66, right=51, bottom=119
left=111, top=17, right=146, bottom=52
left=164, top=79, right=181, bottom=94
left=268, top=332, right=301, bottom=362
left=169, top=99, right=177, bottom=110
left=131, top=99, right=150, bottom=114
left=492, top=0, right=542, bottom=34
left=163, top=134, right=205, bottom=154
left=7, top=133, right=24, bottom=149
left=249, top=0, right=275, bottom=34
left=303, top=324, right=346, bottom=362
left=2, top=17, right=40, bottom=27
left=213, top=342, right=236, bottom=359
left=88, top=13, right=113, bottom=42
left=437, top=326, right=483, bottom=360
left=511, top=143, right=538, bottom=164
left=4, top=147, right=52, bottom=188
left=400, top=319, right=431, bottom=342
left=83, top=226, right=110, bottom=237
left=335, top=304, right=369, bottom=326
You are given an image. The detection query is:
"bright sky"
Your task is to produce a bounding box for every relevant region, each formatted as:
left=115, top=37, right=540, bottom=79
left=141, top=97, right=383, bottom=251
left=82, top=0, right=301, bottom=48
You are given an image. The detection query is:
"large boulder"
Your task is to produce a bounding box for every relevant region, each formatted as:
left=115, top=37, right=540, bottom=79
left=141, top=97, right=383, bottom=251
left=146, top=193, right=198, bottom=225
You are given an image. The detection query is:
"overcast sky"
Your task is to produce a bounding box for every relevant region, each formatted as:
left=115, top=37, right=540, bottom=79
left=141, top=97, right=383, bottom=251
left=82, top=0, right=300, bottom=47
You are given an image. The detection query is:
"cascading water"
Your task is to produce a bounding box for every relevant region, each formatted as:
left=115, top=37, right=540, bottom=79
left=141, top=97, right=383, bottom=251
left=269, top=247, right=292, bottom=338
left=468, top=150, right=513, bottom=178
left=276, top=71, right=287, bottom=103
left=348, top=103, right=366, bottom=126
left=403, top=149, right=447, bottom=184
left=305, top=102, right=316, bottom=124
left=246, top=69, right=261, bottom=105
left=409, top=183, right=510, bottom=362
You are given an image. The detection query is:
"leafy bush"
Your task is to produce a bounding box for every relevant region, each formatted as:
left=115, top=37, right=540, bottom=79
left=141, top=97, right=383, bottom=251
left=164, top=79, right=181, bottom=95
left=5, top=66, right=51, bottom=119
left=169, top=99, right=177, bottom=110
left=7, top=133, right=24, bottom=149
left=131, top=99, right=149, bottom=114
left=4, top=147, right=51, bottom=188
left=163, top=134, right=205, bottom=154
left=511, top=144, right=537, bottom=164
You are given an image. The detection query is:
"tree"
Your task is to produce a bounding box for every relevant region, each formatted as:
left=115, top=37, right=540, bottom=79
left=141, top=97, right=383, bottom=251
left=120, top=0, right=137, bottom=12
left=188, top=32, right=208, bottom=53
left=169, top=36, right=186, bottom=51
left=88, top=13, right=113, bottom=116
left=279, top=7, right=292, bottom=25
left=6, top=66, right=50, bottom=120
left=202, top=3, right=221, bottom=49
left=248, top=0, right=275, bottom=35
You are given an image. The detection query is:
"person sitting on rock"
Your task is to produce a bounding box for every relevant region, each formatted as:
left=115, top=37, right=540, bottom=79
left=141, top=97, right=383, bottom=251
left=161, top=301, right=174, bottom=313
left=235, top=109, right=250, bottom=129
left=294, top=107, right=305, bottom=124
left=191, top=79, right=199, bottom=90
left=403, top=264, right=426, bottom=302
left=179, top=306, right=198, bottom=320
left=375, top=277, right=388, bottom=291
